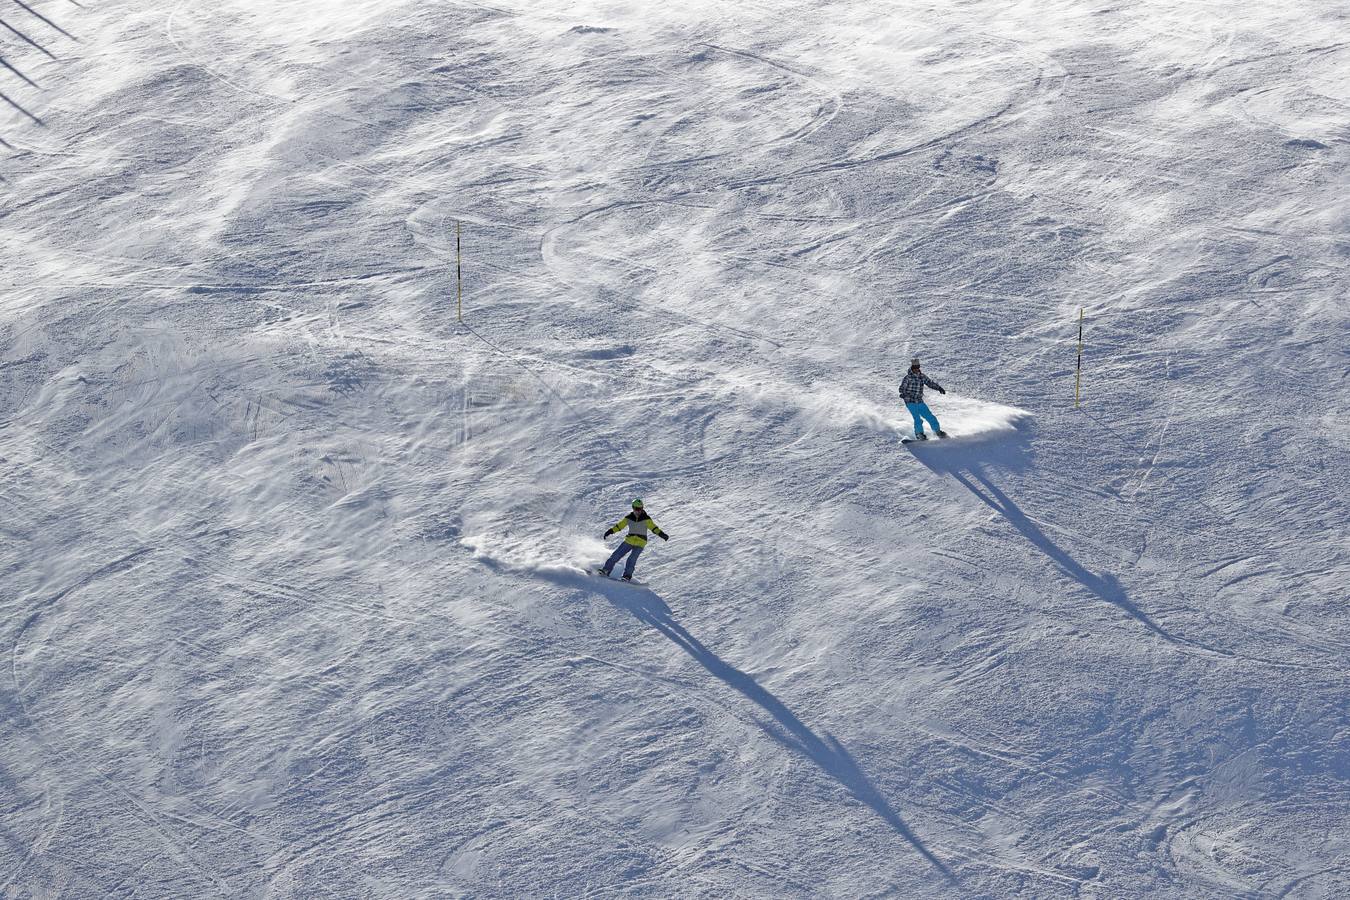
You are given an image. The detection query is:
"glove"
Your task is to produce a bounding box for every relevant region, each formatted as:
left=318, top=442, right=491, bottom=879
left=938, top=387, right=947, bottom=394
left=603, top=529, right=616, bottom=538
left=660, top=533, right=669, bottom=541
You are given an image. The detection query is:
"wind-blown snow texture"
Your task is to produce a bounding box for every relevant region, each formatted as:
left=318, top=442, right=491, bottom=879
left=2, top=0, right=1348, bottom=896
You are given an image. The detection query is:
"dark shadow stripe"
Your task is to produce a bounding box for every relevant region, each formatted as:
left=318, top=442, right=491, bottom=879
left=0, top=16, right=57, bottom=59
left=604, top=583, right=959, bottom=883
left=10, top=0, right=77, bottom=42
left=0, top=53, right=40, bottom=88
left=0, top=86, right=42, bottom=124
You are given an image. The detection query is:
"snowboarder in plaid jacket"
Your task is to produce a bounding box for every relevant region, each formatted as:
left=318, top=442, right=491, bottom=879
left=597, top=499, right=669, bottom=581
left=900, top=358, right=948, bottom=440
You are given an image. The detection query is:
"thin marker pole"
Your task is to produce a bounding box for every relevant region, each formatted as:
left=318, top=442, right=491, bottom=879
left=1074, top=307, right=1084, bottom=408
left=456, top=221, right=463, bottom=323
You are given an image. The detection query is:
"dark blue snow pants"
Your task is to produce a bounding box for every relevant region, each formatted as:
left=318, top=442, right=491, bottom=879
left=603, top=542, right=643, bottom=578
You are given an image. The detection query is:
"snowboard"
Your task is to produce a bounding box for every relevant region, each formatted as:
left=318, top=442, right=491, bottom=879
left=902, top=432, right=950, bottom=445
left=593, top=569, right=648, bottom=588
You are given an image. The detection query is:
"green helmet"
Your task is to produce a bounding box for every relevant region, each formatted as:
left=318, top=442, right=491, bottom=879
left=632, top=498, right=644, bottom=509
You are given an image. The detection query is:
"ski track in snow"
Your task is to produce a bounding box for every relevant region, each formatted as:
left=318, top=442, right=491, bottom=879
left=2, top=0, right=1349, bottom=896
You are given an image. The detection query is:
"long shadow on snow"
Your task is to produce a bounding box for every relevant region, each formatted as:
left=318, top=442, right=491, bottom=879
left=1, top=53, right=41, bottom=89
left=0, top=0, right=81, bottom=132
left=911, top=424, right=1180, bottom=643
left=586, top=576, right=957, bottom=883
left=0, top=17, right=58, bottom=61
left=0, top=85, right=42, bottom=126
left=11, top=0, right=80, bottom=43
left=474, top=562, right=956, bottom=876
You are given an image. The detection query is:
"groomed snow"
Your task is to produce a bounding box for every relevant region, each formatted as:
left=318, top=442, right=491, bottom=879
left=2, top=0, right=1348, bottom=896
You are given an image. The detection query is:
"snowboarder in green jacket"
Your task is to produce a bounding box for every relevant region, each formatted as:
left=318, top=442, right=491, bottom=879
left=597, top=499, right=669, bottom=581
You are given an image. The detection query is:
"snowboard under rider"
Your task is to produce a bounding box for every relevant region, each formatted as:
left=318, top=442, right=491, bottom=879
left=598, top=499, right=669, bottom=581
left=900, top=357, right=948, bottom=440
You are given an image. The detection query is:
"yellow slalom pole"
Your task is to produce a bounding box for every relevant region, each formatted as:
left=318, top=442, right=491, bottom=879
left=456, top=221, right=464, bottom=323
left=1074, top=307, right=1084, bottom=408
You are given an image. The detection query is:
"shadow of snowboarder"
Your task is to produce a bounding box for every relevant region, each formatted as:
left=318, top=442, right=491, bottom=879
left=910, top=422, right=1183, bottom=644
left=594, top=580, right=957, bottom=883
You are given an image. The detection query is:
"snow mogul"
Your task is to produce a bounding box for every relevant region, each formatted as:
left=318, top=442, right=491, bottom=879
left=597, top=499, right=669, bottom=582
left=900, top=357, right=948, bottom=441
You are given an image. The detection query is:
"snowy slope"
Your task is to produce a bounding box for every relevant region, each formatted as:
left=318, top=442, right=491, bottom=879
left=2, top=0, right=1348, bottom=896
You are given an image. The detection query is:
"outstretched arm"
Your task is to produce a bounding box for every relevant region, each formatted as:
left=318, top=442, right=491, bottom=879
left=649, top=519, right=670, bottom=541
left=923, top=375, right=946, bottom=394
left=604, top=516, right=628, bottom=537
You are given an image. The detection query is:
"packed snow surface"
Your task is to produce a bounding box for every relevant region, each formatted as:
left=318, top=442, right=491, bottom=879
left=2, top=0, right=1348, bottom=896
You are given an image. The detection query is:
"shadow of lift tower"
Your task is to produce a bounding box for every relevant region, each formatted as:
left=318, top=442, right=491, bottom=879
left=1, top=0, right=83, bottom=131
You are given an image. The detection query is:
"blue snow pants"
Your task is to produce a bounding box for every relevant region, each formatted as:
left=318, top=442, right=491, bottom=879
left=906, top=401, right=941, bottom=436
left=603, top=542, right=643, bottom=578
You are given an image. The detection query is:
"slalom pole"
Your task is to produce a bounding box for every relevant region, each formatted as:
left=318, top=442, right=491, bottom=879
left=456, top=220, right=464, bottom=324
left=1074, top=307, right=1083, bottom=408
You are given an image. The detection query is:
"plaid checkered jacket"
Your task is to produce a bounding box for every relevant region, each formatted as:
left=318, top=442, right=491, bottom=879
left=899, top=371, right=943, bottom=404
